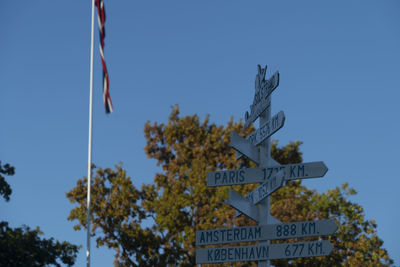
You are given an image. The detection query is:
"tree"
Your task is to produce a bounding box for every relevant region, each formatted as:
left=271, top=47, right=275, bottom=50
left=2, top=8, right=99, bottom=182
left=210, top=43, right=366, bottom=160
left=67, top=106, right=393, bottom=266
left=0, top=161, right=14, bottom=202
left=0, top=161, right=79, bottom=267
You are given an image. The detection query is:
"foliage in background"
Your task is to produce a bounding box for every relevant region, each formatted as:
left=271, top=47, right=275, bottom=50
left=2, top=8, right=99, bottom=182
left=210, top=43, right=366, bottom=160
left=67, top=106, right=393, bottom=266
left=0, top=161, right=79, bottom=267
left=0, top=161, right=14, bottom=202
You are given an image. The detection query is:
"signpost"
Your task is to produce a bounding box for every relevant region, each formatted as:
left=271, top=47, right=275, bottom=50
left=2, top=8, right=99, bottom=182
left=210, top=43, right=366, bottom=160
left=196, top=219, right=338, bottom=245
left=196, top=240, right=333, bottom=264
left=227, top=189, right=260, bottom=222
left=237, top=110, right=285, bottom=160
left=251, top=170, right=285, bottom=204
left=230, top=131, right=260, bottom=165
left=195, top=65, right=333, bottom=265
left=207, top=161, right=328, bottom=187
left=226, top=170, right=284, bottom=218
left=244, top=66, right=279, bottom=129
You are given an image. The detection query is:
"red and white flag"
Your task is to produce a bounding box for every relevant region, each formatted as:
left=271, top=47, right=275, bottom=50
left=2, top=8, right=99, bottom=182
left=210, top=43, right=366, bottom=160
left=95, top=0, right=113, bottom=113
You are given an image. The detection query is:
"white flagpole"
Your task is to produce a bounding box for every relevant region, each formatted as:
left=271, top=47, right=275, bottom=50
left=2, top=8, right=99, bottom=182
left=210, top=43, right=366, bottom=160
left=86, top=0, right=96, bottom=266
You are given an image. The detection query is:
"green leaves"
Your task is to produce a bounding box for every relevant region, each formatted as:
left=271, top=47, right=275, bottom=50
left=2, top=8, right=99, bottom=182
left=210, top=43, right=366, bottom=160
left=0, top=161, right=15, bottom=202
left=0, top=222, right=79, bottom=267
left=0, top=161, right=79, bottom=266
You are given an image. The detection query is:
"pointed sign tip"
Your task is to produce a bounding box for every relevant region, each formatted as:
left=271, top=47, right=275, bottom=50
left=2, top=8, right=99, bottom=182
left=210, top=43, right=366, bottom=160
left=322, top=162, right=329, bottom=176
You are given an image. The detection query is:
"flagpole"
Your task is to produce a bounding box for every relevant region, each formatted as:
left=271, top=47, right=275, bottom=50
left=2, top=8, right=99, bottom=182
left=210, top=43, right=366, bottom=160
left=86, top=0, right=96, bottom=266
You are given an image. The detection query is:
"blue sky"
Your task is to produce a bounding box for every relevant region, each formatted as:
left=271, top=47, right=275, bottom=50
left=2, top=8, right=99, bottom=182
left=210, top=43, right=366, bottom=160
left=1, top=1, right=399, bottom=266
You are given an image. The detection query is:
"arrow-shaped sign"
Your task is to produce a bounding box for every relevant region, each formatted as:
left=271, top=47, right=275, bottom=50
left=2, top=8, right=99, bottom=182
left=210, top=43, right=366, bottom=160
left=196, top=219, right=338, bottom=245
left=236, top=206, right=281, bottom=220
left=227, top=182, right=284, bottom=223
left=244, top=67, right=279, bottom=129
left=196, top=240, right=333, bottom=264
left=207, top=161, right=328, bottom=187
left=237, top=111, right=285, bottom=160
left=226, top=189, right=259, bottom=222
left=230, top=131, right=260, bottom=164
left=234, top=171, right=284, bottom=217
left=251, top=170, right=285, bottom=204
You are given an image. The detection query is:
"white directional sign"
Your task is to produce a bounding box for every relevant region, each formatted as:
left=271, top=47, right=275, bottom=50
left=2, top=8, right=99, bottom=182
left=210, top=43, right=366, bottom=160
left=230, top=131, right=260, bottom=164
left=244, top=65, right=279, bottom=129
left=227, top=189, right=259, bottom=222
left=237, top=111, right=285, bottom=160
left=196, top=219, right=337, bottom=245
left=227, top=188, right=284, bottom=223
left=251, top=170, right=285, bottom=204
left=228, top=171, right=284, bottom=220
left=196, top=240, right=333, bottom=264
left=207, top=161, right=328, bottom=187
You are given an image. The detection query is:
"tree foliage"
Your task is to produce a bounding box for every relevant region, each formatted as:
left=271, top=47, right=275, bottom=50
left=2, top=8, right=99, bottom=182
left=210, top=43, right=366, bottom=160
left=0, top=161, right=79, bottom=267
left=67, top=106, right=393, bottom=266
left=0, top=222, right=79, bottom=267
left=0, top=160, right=15, bottom=202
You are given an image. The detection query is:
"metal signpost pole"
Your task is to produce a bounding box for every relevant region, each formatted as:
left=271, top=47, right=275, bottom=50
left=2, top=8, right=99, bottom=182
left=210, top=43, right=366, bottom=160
left=258, top=96, right=271, bottom=267
left=258, top=96, right=272, bottom=267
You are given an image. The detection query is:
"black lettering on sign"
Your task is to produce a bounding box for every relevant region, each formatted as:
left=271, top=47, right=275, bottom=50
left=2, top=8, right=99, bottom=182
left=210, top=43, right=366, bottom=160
left=249, top=247, right=255, bottom=259
left=228, top=248, right=234, bottom=260
left=215, top=249, right=220, bottom=260
left=234, top=247, right=240, bottom=260
left=214, top=230, right=218, bottom=242
left=291, top=224, right=296, bottom=235
left=220, top=229, right=226, bottom=241
left=221, top=248, right=226, bottom=260
left=299, top=244, right=304, bottom=255
left=241, top=228, right=247, bottom=240
left=263, top=168, right=273, bottom=179
left=239, top=170, right=245, bottom=182
left=214, top=173, right=220, bottom=185
left=316, top=242, right=323, bottom=254
left=308, top=243, right=314, bottom=255
left=222, top=172, right=228, bottom=184
left=241, top=247, right=248, bottom=259
left=248, top=228, right=254, bottom=239
left=207, top=249, right=213, bottom=261
left=234, top=228, right=240, bottom=241
left=298, top=165, right=305, bottom=177
left=302, top=223, right=307, bottom=235
left=206, top=231, right=213, bottom=243
left=229, top=171, right=235, bottom=183
left=293, top=244, right=299, bottom=256
left=290, top=166, right=296, bottom=177
left=309, top=222, right=315, bottom=234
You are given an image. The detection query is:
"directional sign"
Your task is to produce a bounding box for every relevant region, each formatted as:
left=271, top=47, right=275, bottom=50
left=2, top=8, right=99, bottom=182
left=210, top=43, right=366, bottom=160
left=227, top=171, right=284, bottom=219
left=235, top=168, right=291, bottom=217
left=244, top=65, right=279, bottom=129
left=196, top=240, right=333, bottom=264
left=230, top=131, right=260, bottom=164
left=196, top=219, right=338, bottom=246
left=251, top=170, right=285, bottom=204
left=207, top=161, right=328, bottom=187
left=237, top=111, right=285, bottom=160
left=226, top=189, right=259, bottom=222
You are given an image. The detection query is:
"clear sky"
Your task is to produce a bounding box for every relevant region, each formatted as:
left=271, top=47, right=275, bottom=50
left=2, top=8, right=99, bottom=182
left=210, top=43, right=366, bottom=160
left=1, top=1, right=399, bottom=266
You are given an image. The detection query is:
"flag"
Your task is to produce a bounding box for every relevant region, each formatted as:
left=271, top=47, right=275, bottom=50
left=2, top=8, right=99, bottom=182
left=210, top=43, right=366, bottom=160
left=95, top=0, right=113, bottom=113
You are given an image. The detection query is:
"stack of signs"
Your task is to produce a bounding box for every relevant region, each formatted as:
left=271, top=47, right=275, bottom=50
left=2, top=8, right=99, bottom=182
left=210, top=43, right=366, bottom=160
left=195, top=65, right=336, bottom=265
